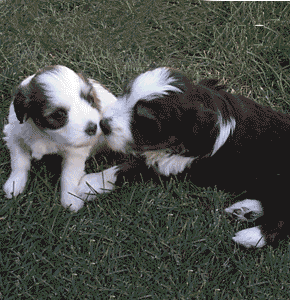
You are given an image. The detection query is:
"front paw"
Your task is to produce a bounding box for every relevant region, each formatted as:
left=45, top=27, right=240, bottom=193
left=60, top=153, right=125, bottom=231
left=61, top=193, right=85, bottom=212
left=225, top=199, right=263, bottom=221
left=232, top=226, right=266, bottom=248
left=76, top=166, right=118, bottom=201
left=3, top=172, right=28, bottom=198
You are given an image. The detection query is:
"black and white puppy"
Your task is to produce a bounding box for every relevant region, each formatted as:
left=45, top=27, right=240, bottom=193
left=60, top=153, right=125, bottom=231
left=3, top=65, right=117, bottom=212
left=76, top=67, right=290, bottom=248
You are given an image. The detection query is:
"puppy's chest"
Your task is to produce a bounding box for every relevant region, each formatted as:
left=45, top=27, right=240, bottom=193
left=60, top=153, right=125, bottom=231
left=20, top=121, right=64, bottom=159
left=143, top=150, right=195, bottom=176
left=29, top=139, right=60, bottom=159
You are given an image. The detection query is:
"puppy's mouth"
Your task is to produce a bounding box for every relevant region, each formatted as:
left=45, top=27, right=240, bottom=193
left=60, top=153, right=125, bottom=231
left=45, top=128, right=100, bottom=148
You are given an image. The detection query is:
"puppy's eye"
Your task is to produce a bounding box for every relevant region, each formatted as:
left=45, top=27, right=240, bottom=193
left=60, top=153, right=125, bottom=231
left=46, top=108, right=68, bottom=129
left=87, top=92, right=98, bottom=109
left=50, top=109, right=67, bottom=119
left=87, top=94, right=94, bottom=104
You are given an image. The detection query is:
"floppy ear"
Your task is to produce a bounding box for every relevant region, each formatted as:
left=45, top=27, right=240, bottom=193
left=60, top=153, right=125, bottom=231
left=13, top=87, right=31, bottom=124
left=135, top=100, right=157, bottom=120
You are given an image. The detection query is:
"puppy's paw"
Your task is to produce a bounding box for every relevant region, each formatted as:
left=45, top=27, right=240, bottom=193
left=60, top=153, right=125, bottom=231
left=76, top=166, right=118, bottom=201
left=3, top=172, right=28, bottom=198
left=61, top=194, right=85, bottom=212
left=225, top=199, right=263, bottom=221
left=232, top=226, right=266, bottom=248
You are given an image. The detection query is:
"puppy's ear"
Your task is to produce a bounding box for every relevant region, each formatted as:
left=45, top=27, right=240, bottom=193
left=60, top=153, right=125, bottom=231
left=13, top=87, right=31, bottom=124
left=135, top=100, right=157, bottom=120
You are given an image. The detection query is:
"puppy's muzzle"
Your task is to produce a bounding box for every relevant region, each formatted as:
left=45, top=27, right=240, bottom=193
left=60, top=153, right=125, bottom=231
left=85, top=122, right=98, bottom=136
left=100, top=118, right=112, bottom=136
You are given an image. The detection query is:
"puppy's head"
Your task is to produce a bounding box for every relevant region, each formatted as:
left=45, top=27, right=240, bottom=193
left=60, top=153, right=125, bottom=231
left=13, top=65, right=104, bottom=147
left=100, top=67, right=235, bottom=158
left=99, top=68, right=187, bottom=153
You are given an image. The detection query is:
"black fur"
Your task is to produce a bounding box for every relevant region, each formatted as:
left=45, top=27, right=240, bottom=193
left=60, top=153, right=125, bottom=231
left=102, top=69, right=290, bottom=247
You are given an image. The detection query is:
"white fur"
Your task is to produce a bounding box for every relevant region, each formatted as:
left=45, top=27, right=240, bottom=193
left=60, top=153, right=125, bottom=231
left=232, top=226, right=266, bottom=248
left=3, top=65, right=117, bottom=212
left=100, top=100, right=134, bottom=153
left=143, top=150, right=195, bottom=176
left=76, top=166, right=118, bottom=201
left=211, top=112, right=236, bottom=156
left=103, top=67, right=182, bottom=153
left=125, top=67, right=182, bottom=105
left=225, top=199, right=263, bottom=221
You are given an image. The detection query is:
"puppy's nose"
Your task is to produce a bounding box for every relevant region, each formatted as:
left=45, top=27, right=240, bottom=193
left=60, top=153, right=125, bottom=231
left=100, top=118, right=112, bottom=135
left=85, top=122, right=97, bottom=136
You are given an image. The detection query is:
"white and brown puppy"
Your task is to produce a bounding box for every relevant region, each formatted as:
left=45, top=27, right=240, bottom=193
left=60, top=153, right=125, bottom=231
left=3, top=65, right=117, bottom=212
left=76, top=67, right=289, bottom=248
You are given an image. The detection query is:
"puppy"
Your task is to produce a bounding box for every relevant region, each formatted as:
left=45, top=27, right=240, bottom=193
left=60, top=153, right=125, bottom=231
left=3, top=65, right=117, bottom=212
left=76, top=67, right=290, bottom=248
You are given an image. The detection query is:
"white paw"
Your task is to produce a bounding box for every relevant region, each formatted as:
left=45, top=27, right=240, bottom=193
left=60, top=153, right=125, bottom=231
left=3, top=172, right=28, bottom=198
left=61, top=193, right=85, bottom=212
left=232, top=226, right=266, bottom=248
left=225, top=199, right=263, bottom=221
left=76, top=166, right=118, bottom=201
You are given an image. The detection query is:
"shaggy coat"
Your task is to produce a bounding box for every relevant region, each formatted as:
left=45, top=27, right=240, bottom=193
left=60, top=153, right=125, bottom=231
left=77, top=67, right=289, bottom=248
left=3, top=65, right=117, bottom=211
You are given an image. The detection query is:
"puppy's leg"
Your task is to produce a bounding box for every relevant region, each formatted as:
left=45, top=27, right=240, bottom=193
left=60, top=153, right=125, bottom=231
left=225, top=199, right=263, bottom=221
left=76, top=166, right=118, bottom=201
left=4, top=140, right=31, bottom=198
left=60, top=147, right=90, bottom=212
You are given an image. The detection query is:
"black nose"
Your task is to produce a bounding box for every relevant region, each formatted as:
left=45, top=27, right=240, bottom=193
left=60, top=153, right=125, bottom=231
left=100, top=118, right=112, bottom=135
left=85, top=122, right=97, bottom=136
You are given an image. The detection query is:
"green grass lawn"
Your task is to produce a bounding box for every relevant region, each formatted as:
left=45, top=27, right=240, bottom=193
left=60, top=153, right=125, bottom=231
left=0, top=1, right=289, bottom=299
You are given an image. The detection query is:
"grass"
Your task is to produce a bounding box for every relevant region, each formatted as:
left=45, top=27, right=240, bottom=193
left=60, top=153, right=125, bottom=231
left=0, top=1, right=289, bottom=299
